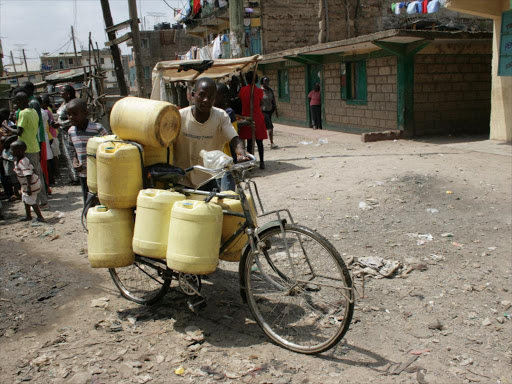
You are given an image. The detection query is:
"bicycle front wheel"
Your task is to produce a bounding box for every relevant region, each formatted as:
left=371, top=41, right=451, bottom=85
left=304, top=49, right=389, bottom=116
left=244, top=224, right=354, bottom=354
left=109, top=256, right=172, bottom=305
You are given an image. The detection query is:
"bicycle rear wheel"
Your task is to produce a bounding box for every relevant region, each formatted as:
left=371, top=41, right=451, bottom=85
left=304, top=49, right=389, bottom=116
left=243, top=224, right=354, bottom=354
left=109, top=256, right=172, bottom=305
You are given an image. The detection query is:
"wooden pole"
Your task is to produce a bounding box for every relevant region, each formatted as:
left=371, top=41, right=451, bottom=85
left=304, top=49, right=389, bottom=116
left=71, top=26, right=80, bottom=66
left=9, top=51, right=19, bottom=85
left=128, top=0, right=146, bottom=97
left=22, top=49, right=29, bottom=73
left=87, top=32, right=93, bottom=85
left=249, top=62, right=259, bottom=154
left=100, top=0, right=128, bottom=96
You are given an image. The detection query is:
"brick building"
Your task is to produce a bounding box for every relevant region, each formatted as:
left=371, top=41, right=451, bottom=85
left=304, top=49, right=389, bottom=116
left=127, top=29, right=203, bottom=97
left=260, top=30, right=492, bottom=137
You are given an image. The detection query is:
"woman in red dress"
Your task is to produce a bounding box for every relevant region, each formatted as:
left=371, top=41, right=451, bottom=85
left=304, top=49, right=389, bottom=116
left=238, top=72, right=268, bottom=169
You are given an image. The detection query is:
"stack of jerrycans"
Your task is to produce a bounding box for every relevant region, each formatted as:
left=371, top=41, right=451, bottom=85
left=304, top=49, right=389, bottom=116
left=87, top=97, right=180, bottom=269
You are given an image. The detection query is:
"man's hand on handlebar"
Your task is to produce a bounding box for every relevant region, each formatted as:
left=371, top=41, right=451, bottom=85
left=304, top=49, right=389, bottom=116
left=236, top=148, right=250, bottom=162
left=231, top=136, right=251, bottom=162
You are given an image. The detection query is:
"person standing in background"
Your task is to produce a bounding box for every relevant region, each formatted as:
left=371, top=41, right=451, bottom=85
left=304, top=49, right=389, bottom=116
left=308, top=83, right=322, bottom=130
left=21, top=82, right=50, bottom=203
left=261, top=76, right=278, bottom=149
left=41, top=94, right=60, bottom=183
left=54, top=85, right=77, bottom=183
left=239, top=72, right=268, bottom=170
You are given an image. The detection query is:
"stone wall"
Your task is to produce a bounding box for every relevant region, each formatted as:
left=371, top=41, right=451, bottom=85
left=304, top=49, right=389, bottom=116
left=413, top=54, right=492, bottom=135
left=323, top=56, right=398, bottom=131
left=137, top=29, right=203, bottom=96
left=260, top=0, right=492, bottom=55
left=261, top=0, right=352, bottom=54
left=266, top=66, right=307, bottom=122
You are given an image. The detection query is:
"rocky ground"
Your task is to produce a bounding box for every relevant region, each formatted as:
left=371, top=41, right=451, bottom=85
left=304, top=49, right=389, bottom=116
left=0, top=125, right=511, bottom=384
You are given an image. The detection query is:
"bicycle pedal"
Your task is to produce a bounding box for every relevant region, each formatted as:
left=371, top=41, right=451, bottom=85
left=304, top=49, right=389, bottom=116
left=187, top=299, right=206, bottom=313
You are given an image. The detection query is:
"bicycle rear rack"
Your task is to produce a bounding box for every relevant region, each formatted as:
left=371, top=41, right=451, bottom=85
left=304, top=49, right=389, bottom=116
left=245, top=180, right=295, bottom=224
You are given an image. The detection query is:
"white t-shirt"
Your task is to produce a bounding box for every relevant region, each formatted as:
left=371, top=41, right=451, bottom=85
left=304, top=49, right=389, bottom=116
left=174, top=106, right=237, bottom=188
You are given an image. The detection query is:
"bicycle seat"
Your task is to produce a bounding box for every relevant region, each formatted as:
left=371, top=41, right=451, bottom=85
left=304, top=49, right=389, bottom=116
left=146, top=163, right=185, bottom=184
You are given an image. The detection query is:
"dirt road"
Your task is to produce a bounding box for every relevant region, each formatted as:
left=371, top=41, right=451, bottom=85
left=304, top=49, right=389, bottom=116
left=1, top=126, right=511, bottom=384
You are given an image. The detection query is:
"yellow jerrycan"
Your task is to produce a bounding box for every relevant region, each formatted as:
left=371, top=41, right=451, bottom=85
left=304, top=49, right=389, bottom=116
left=110, top=97, right=181, bottom=148
left=188, top=191, right=258, bottom=262
left=166, top=200, right=223, bottom=275
left=143, top=145, right=174, bottom=166
left=97, top=142, right=143, bottom=208
left=132, top=189, right=185, bottom=259
left=216, top=191, right=258, bottom=262
left=86, top=135, right=118, bottom=194
left=87, top=206, right=134, bottom=268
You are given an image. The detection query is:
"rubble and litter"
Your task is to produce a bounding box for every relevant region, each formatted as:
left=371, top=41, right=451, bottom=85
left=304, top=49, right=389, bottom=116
left=353, top=256, right=402, bottom=278
left=90, top=297, right=110, bottom=309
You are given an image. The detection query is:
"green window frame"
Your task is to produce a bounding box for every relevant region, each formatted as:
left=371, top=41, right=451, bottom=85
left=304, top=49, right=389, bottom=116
left=341, top=60, right=367, bottom=105
left=144, top=66, right=151, bottom=79
left=278, top=69, right=290, bottom=102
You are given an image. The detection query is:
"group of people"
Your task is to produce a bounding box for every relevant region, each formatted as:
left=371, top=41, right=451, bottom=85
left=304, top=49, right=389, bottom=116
left=0, top=82, right=104, bottom=221
left=0, top=72, right=291, bottom=221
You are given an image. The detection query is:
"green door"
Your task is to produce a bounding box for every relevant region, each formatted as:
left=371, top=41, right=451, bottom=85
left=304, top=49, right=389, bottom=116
left=307, top=64, right=322, bottom=127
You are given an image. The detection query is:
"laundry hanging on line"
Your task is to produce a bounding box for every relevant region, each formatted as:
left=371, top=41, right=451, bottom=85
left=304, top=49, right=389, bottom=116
left=391, top=0, right=444, bottom=15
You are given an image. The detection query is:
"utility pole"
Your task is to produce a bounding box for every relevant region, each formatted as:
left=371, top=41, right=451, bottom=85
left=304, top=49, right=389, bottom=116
left=22, top=49, right=29, bottom=73
left=229, top=0, right=244, bottom=58
left=9, top=51, right=19, bottom=85
left=100, top=0, right=128, bottom=96
left=128, top=0, right=146, bottom=97
left=71, top=26, right=79, bottom=66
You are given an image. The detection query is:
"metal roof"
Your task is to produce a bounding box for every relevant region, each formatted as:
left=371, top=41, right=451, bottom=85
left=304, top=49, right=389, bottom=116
left=260, top=29, right=492, bottom=64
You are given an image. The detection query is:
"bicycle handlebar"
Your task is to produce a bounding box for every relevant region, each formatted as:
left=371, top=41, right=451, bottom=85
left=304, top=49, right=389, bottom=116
left=187, top=153, right=257, bottom=176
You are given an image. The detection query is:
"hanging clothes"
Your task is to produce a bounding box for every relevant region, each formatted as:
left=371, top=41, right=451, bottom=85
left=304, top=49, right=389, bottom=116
left=212, top=35, right=222, bottom=59
left=427, top=0, right=441, bottom=13
left=407, top=1, right=421, bottom=14
left=422, top=0, right=428, bottom=14
left=199, top=46, right=212, bottom=60
left=193, top=0, right=201, bottom=15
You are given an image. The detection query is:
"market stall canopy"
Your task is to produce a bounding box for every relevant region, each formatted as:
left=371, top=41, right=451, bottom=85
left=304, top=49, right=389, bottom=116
left=151, top=55, right=260, bottom=100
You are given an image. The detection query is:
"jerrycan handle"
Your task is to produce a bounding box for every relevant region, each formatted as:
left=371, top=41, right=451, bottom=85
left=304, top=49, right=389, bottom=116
left=96, top=205, right=108, bottom=212
left=142, top=189, right=157, bottom=198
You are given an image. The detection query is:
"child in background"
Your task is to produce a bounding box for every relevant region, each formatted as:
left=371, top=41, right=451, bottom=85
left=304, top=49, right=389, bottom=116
left=66, top=98, right=107, bottom=204
left=2, top=136, right=21, bottom=201
left=11, top=140, right=45, bottom=222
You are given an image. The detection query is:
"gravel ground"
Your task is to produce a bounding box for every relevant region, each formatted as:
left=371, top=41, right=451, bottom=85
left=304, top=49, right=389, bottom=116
left=1, top=126, right=511, bottom=384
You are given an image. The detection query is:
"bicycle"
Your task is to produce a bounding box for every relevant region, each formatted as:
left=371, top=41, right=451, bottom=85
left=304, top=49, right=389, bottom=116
left=108, top=154, right=355, bottom=354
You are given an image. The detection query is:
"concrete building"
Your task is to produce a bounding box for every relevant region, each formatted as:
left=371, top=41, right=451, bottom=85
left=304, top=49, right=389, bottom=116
left=80, top=48, right=120, bottom=94
left=40, top=49, right=124, bottom=95
left=127, top=29, right=203, bottom=97
left=40, top=52, right=81, bottom=71
left=260, top=30, right=492, bottom=137
left=445, top=0, right=511, bottom=141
